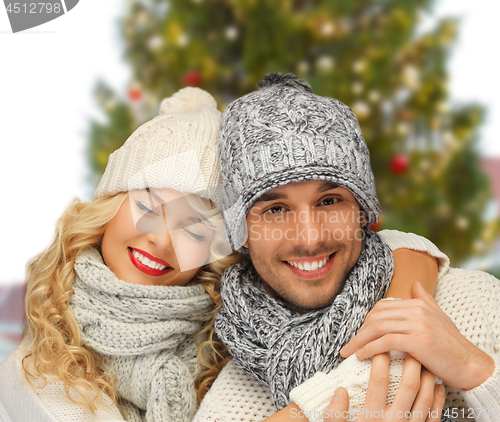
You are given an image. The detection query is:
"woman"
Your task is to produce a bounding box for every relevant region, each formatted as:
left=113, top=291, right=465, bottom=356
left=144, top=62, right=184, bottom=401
left=0, top=86, right=447, bottom=422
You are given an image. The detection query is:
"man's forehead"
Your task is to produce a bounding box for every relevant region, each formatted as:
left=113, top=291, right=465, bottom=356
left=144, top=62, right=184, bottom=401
left=253, top=180, right=340, bottom=203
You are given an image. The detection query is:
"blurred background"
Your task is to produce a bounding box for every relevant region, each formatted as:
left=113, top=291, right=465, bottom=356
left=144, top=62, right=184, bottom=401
left=1, top=0, right=500, bottom=361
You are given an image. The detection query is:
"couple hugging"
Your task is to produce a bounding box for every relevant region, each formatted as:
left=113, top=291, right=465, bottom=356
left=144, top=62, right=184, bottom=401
left=0, top=73, right=498, bottom=422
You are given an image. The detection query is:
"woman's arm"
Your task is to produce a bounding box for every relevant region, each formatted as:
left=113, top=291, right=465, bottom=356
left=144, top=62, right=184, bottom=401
left=378, top=229, right=450, bottom=299
left=386, top=249, right=438, bottom=299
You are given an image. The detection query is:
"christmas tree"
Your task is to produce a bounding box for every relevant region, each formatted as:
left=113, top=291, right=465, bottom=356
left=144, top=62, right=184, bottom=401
left=88, top=0, right=497, bottom=265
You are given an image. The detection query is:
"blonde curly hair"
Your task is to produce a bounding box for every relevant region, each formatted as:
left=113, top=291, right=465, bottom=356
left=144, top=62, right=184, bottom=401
left=22, top=191, right=239, bottom=413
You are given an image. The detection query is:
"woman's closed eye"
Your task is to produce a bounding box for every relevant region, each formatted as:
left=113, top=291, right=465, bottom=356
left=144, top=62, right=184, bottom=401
left=183, top=228, right=208, bottom=242
left=178, top=218, right=214, bottom=242
left=135, top=201, right=161, bottom=217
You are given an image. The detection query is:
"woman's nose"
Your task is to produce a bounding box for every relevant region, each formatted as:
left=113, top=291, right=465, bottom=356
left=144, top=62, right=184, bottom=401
left=146, top=205, right=174, bottom=251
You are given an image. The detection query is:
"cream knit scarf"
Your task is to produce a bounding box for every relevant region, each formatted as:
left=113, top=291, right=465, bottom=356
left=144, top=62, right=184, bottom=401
left=70, top=248, right=214, bottom=422
left=215, top=228, right=394, bottom=410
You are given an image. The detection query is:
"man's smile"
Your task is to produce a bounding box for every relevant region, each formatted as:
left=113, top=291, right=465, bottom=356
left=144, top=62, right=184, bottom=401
left=283, top=252, right=336, bottom=279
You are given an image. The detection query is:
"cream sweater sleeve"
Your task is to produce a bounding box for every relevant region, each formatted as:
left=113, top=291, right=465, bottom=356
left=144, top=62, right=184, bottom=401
left=193, top=359, right=275, bottom=422
left=377, top=229, right=450, bottom=277
left=0, top=347, right=124, bottom=422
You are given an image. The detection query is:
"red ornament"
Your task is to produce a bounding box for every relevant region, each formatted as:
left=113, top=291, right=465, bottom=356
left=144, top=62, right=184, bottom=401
left=399, top=109, right=413, bottom=122
left=370, top=220, right=381, bottom=231
left=128, top=87, right=143, bottom=102
left=182, top=71, right=202, bottom=87
left=390, top=154, right=409, bottom=175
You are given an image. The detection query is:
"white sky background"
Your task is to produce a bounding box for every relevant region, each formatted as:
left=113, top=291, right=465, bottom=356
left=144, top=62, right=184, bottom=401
left=0, top=0, right=499, bottom=286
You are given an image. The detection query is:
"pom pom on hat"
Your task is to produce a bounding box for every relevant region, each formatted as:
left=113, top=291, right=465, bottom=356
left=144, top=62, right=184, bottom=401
left=94, top=87, right=222, bottom=203
left=159, top=87, right=217, bottom=114
left=256, top=72, right=313, bottom=93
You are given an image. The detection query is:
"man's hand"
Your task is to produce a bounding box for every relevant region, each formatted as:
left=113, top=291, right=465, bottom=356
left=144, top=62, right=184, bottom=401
left=340, top=281, right=494, bottom=390
left=324, top=353, right=445, bottom=421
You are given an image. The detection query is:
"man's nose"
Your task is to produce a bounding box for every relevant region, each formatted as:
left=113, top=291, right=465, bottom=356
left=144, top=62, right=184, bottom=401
left=287, top=208, right=324, bottom=248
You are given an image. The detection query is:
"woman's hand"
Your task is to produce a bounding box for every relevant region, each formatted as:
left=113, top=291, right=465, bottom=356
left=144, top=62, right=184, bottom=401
left=324, top=353, right=445, bottom=421
left=340, top=281, right=494, bottom=390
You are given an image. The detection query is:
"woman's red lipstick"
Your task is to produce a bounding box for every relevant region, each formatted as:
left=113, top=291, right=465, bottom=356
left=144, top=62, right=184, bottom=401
left=128, top=247, right=173, bottom=276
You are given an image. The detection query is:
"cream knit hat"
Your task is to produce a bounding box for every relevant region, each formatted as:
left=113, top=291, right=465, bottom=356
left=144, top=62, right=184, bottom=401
left=94, top=87, right=222, bottom=204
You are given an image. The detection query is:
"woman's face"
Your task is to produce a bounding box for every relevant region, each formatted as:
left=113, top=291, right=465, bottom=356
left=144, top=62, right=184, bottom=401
left=101, top=188, right=216, bottom=286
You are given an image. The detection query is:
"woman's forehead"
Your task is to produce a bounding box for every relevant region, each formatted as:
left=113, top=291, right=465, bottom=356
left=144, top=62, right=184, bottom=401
left=130, top=188, right=187, bottom=204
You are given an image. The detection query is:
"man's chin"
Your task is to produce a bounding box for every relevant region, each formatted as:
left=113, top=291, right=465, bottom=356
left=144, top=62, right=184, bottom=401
left=263, top=280, right=340, bottom=312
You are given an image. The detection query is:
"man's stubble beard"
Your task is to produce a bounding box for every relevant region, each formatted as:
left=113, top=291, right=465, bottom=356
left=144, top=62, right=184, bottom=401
left=246, top=240, right=356, bottom=311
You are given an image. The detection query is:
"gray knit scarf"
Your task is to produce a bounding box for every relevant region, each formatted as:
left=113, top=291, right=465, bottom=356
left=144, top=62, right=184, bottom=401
left=215, top=228, right=394, bottom=410
left=70, top=248, right=214, bottom=422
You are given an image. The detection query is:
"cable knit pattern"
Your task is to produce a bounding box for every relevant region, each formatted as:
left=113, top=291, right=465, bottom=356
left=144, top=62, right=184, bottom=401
left=218, top=73, right=381, bottom=251
left=94, top=87, right=223, bottom=204
left=70, top=248, right=214, bottom=422
left=214, top=228, right=394, bottom=410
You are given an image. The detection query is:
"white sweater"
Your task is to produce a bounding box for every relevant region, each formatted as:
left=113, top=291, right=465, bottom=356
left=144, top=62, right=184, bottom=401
left=0, top=230, right=449, bottom=422
left=193, top=235, right=500, bottom=422
left=0, top=345, right=124, bottom=422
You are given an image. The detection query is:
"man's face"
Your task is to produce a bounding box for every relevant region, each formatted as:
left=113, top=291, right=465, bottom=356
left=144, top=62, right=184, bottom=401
left=244, top=180, right=366, bottom=310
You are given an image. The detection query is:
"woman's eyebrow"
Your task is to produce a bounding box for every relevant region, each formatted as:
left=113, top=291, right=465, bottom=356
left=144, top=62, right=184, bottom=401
left=146, top=188, right=165, bottom=205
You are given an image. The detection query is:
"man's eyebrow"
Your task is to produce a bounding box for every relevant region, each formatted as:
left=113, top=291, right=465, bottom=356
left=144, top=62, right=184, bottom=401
left=253, top=191, right=288, bottom=204
left=253, top=181, right=340, bottom=204
left=316, top=181, right=339, bottom=193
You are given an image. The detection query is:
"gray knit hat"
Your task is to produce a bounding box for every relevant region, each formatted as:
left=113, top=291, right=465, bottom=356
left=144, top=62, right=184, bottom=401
left=219, top=73, right=380, bottom=250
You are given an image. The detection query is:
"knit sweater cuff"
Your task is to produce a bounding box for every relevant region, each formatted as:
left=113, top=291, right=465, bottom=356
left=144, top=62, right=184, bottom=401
left=460, top=352, right=500, bottom=422
left=290, top=352, right=409, bottom=422
left=290, top=372, right=335, bottom=422
left=378, top=229, right=450, bottom=277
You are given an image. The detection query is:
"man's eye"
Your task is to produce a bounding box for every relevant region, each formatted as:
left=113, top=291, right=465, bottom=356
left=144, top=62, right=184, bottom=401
left=319, top=197, right=338, bottom=206
left=265, top=206, right=285, bottom=214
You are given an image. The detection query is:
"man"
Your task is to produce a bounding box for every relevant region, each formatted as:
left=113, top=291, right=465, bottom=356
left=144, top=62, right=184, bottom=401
left=194, top=73, right=499, bottom=422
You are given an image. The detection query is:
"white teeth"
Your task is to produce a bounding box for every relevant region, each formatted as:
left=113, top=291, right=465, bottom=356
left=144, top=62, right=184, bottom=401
left=131, top=249, right=167, bottom=271
left=317, top=257, right=328, bottom=269
left=287, top=255, right=331, bottom=271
